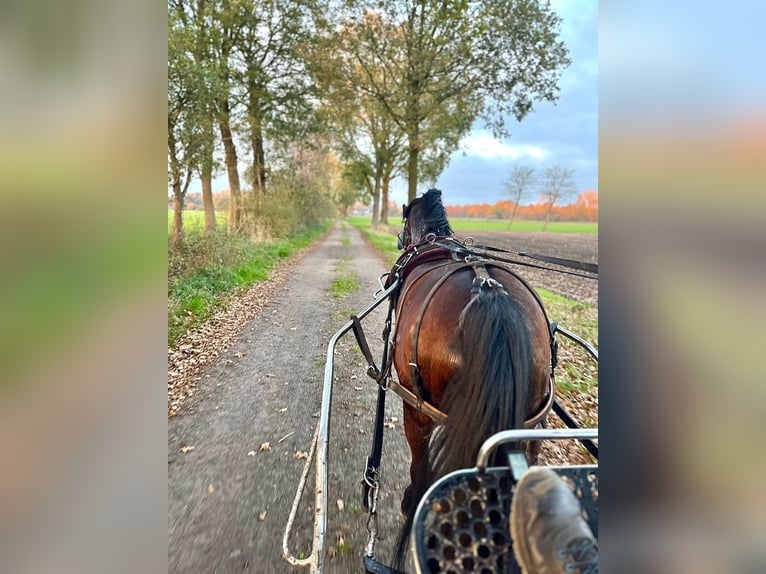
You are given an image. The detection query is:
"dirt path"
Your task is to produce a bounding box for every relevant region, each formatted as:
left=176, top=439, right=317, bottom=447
left=168, top=222, right=411, bottom=573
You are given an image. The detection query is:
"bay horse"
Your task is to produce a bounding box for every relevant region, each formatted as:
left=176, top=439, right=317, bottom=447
left=390, top=189, right=555, bottom=568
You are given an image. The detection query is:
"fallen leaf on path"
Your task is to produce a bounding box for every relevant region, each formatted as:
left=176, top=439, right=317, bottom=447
left=390, top=417, right=399, bottom=423
left=259, top=442, right=272, bottom=451
left=278, top=407, right=288, bottom=414
left=207, top=484, right=215, bottom=494
left=247, top=450, right=256, bottom=456
left=235, top=351, right=245, bottom=358
left=354, top=386, right=363, bottom=391
left=180, top=445, right=195, bottom=453
left=258, top=511, right=267, bottom=521
left=293, top=451, right=308, bottom=460
left=384, top=422, right=395, bottom=429
left=336, top=499, right=344, bottom=511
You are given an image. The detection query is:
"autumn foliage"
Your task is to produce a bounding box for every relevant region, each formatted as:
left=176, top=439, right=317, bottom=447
left=445, top=189, right=597, bottom=222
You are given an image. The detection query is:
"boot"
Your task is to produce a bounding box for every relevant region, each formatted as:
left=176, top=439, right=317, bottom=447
left=510, top=467, right=598, bottom=574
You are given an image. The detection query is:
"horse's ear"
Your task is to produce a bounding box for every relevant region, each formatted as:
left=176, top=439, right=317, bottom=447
left=401, top=203, right=407, bottom=217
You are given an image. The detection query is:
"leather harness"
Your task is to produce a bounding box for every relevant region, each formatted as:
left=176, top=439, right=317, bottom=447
left=378, top=236, right=558, bottom=429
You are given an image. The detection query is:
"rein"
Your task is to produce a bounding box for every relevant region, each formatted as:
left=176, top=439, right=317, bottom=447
left=434, top=236, right=598, bottom=280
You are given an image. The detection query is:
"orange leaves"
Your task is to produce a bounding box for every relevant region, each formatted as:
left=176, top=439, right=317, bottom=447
left=444, top=190, right=598, bottom=222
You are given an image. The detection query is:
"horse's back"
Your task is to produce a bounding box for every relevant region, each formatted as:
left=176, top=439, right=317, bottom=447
left=394, top=261, right=551, bottom=406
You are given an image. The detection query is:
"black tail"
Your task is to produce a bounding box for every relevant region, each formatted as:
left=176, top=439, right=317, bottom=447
left=393, top=283, right=533, bottom=569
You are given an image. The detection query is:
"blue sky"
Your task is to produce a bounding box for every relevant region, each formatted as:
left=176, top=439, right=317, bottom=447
left=190, top=1, right=597, bottom=208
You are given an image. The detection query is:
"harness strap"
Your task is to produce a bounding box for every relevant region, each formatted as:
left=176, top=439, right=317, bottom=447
left=388, top=368, right=553, bottom=428
left=351, top=315, right=381, bottom=382
left=354, top=302, right=398, bottom=510
left=466, top=243, right=599, bottom=275
left=409, top=263, right=474, bottom=405
left=388, top=378, right=448, bottom=425
left=396, top=259, right=556, bottom=428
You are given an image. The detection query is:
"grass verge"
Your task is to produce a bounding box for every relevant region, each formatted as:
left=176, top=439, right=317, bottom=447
left=168, top=223, right=329, bottom=347
left=537, top=289, right=598, bottom=397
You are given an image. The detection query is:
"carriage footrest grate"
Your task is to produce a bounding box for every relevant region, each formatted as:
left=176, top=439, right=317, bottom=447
left=412, top=465, right=598, bottom=573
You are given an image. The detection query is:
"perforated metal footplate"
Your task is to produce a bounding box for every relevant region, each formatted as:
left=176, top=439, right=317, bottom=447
left=411, top=466, right=598, bottom=574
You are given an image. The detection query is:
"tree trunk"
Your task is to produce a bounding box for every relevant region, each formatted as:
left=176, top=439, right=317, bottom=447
left=381, top=177, right=390, bottom=225
left=168, top=121, right=185, bottom=246
left=372, top=154, right=383, bottom=225
left=201, top=167, right=216, bottom=233
left=248, top=84, right=266, bottom=211
left=381, top=157, right=394, bottom=225
left=406, top=139, right=419, bottom=204
left=172, top=186, right=184, bottom=246
left=219, top=101, right=242, bottom=233
left=371, top=175, right=381, bottom=226
left=542, top=203, right=554, bottom=231
left=507, top=203, right=519, bottom=230
left=251, top=125, right=266, bottom=211
left=201, top=120, right=216, bottom=233
left=405, top=89, right=421, bottom=203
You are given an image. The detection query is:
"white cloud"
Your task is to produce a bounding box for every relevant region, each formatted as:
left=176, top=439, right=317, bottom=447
left=460, top=132, right=548, bottom=161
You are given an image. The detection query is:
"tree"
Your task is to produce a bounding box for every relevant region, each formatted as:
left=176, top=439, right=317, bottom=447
left=231, top=0, right=319, bottom=211
left=171, top=0, right=219, bottom=234
left=309, top=11, right=407, bottom=225
left=265, top=134, right=338, bottom=233
left=503, top=165, right=536, bottom=229
left=168, top=5, right=204, bottom=245
left=326, top=0, right=570, bottom=202
left=573, top=189, right=598, bottom=222
left=539, top=163, right=577, bottom=231
left=336, top=164, right=368, bottom=218
left=199, top=0, right=245, bottom=233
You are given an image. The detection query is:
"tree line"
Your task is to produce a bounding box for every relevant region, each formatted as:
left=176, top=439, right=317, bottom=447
left=446, top=189, right=598, bottom=227
left=168, top=0, right=571, bottom=245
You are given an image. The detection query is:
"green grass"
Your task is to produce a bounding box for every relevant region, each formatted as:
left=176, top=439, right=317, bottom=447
left=168, top=223, right=329, bottom=347
left=326, top=275, right=360, bottom=298
left=336, top=538, right=353, bottom=556
left=168, top=209, right=228, bottom=234
left=537, top=289, right=598, bottom=401
left=326, top=258, right=361, bottom=299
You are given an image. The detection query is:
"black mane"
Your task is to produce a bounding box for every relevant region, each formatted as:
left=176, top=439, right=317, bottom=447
left=405, top=188, right=453, bottom=238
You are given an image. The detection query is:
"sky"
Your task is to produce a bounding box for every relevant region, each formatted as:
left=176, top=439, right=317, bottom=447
left=190, top=0, right=597, bottom=208
left=426, top=0, right=598, bottom=207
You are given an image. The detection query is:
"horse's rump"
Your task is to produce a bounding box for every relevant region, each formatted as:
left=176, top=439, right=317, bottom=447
left=393, top=259, right=552, bottom=412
